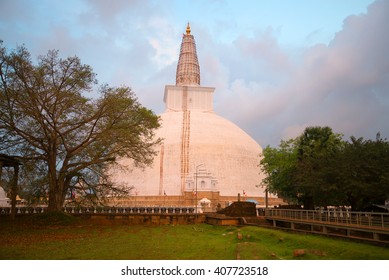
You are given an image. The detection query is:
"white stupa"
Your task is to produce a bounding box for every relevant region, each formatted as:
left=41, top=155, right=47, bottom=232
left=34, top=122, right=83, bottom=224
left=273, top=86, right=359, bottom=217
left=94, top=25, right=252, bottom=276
left=111, top=24, right=272, bottom=206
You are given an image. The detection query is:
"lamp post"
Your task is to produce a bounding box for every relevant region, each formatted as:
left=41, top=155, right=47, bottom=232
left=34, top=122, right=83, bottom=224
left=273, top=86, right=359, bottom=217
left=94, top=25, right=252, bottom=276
left=195, top=163, right=204, bottom=223
left=134, top=189, right=138, bottom=207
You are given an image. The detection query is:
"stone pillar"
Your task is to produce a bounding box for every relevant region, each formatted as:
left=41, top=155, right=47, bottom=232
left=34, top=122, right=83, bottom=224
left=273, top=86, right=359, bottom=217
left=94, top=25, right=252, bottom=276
left=10, top=164, right=19, bottom=220
left=0, top=161, right=3, bottom=183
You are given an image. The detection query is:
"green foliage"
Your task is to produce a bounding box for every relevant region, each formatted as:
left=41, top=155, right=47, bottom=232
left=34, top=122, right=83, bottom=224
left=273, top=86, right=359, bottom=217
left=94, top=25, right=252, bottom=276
left=261, top=139, right=299, bottom=204
left=334, top=135, right=389, bottom=210
left=294, top=126, right=344, bottom=209
left=261, top=126, right=389, bottom=210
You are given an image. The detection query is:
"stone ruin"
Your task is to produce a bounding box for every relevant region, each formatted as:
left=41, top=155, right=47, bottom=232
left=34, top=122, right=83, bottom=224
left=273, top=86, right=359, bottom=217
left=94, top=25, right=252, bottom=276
left=217, top=201, right=257, bottom=217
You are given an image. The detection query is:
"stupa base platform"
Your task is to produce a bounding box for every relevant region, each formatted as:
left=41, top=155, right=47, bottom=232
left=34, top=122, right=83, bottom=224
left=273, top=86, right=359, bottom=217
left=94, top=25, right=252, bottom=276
left=106, top=194, right=285, bottom=212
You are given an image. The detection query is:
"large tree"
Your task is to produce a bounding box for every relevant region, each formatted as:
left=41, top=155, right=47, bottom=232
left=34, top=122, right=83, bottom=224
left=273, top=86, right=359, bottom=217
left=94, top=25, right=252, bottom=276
left=294, top=126, right=344, bottom=209
left=261, top=126, right=344, bottom=209
left=0, top=42, right=160, bottom=211
left=260, top=138, right=299, bottom=204
left=335, top=134, right=389, bottom=210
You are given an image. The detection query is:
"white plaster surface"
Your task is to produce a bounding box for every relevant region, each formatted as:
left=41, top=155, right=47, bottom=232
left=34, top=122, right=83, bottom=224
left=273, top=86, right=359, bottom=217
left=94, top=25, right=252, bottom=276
left=112, top=109, right=265, bottom=198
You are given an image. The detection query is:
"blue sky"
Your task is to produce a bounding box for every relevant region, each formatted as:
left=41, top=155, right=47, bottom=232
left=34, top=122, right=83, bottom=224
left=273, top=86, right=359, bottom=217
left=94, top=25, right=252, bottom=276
left=1, top=0, right=388, bottom=147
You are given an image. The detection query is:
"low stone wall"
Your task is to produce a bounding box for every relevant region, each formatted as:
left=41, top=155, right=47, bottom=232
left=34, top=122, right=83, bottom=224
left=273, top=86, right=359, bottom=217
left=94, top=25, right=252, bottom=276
left=76, top=213, right=205, bottom=225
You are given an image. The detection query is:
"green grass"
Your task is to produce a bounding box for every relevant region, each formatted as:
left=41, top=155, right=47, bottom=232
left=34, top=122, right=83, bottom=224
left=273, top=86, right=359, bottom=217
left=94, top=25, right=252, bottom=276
left=0, top=217, right=388, bottom=260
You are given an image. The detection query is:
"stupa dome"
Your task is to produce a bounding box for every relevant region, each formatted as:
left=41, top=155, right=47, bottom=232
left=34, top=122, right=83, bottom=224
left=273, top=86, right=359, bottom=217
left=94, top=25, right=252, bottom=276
left=111, top=24, right=268, bottom=205
left=114, top=108, right=264, bottom=197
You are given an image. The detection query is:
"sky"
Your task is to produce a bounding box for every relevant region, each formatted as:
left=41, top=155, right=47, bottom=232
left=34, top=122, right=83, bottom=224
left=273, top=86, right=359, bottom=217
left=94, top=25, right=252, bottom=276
left=1, top=0, right=388, bottom=147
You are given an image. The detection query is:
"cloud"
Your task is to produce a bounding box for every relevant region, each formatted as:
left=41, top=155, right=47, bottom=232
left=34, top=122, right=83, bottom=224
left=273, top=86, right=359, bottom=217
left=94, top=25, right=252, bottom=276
left=211, top=0, right=389, bottom=147
left=1, top=0, right=387, bottom=148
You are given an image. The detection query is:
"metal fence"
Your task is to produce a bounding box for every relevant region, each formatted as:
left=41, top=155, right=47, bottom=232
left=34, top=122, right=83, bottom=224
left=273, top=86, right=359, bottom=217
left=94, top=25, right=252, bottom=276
left=265, top=208, right=389, bottom=230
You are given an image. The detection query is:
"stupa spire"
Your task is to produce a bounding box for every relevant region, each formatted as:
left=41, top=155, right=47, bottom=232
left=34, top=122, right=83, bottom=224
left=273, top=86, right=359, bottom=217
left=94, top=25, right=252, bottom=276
left=176, top=23, right=200, bottom=86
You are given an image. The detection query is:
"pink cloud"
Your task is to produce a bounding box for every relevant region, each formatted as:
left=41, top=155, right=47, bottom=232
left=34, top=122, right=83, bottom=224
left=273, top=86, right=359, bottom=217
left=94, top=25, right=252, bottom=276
left=207, top=0, right=389, bottom=147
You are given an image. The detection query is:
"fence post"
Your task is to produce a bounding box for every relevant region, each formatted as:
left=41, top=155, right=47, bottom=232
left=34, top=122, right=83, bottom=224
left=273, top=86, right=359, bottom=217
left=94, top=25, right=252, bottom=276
left=382, top=214, right=384, bottom=229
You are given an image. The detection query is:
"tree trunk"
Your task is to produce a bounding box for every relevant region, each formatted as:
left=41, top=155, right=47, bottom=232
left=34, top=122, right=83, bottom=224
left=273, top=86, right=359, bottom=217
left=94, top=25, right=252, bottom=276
left=47, top=179, right=67, bottom=212
left=47, top=151, right=65, bottom=212
left=303, top=195, right=314, bottom=210
left=47, top=189, right=65, bottom=212
left=46, top=155, right=73, bottom=212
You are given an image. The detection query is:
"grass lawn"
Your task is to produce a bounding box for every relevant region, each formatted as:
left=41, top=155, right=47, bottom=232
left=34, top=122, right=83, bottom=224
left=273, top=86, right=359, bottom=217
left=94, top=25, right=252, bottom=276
left=0, top=214, right=388, bottom=260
